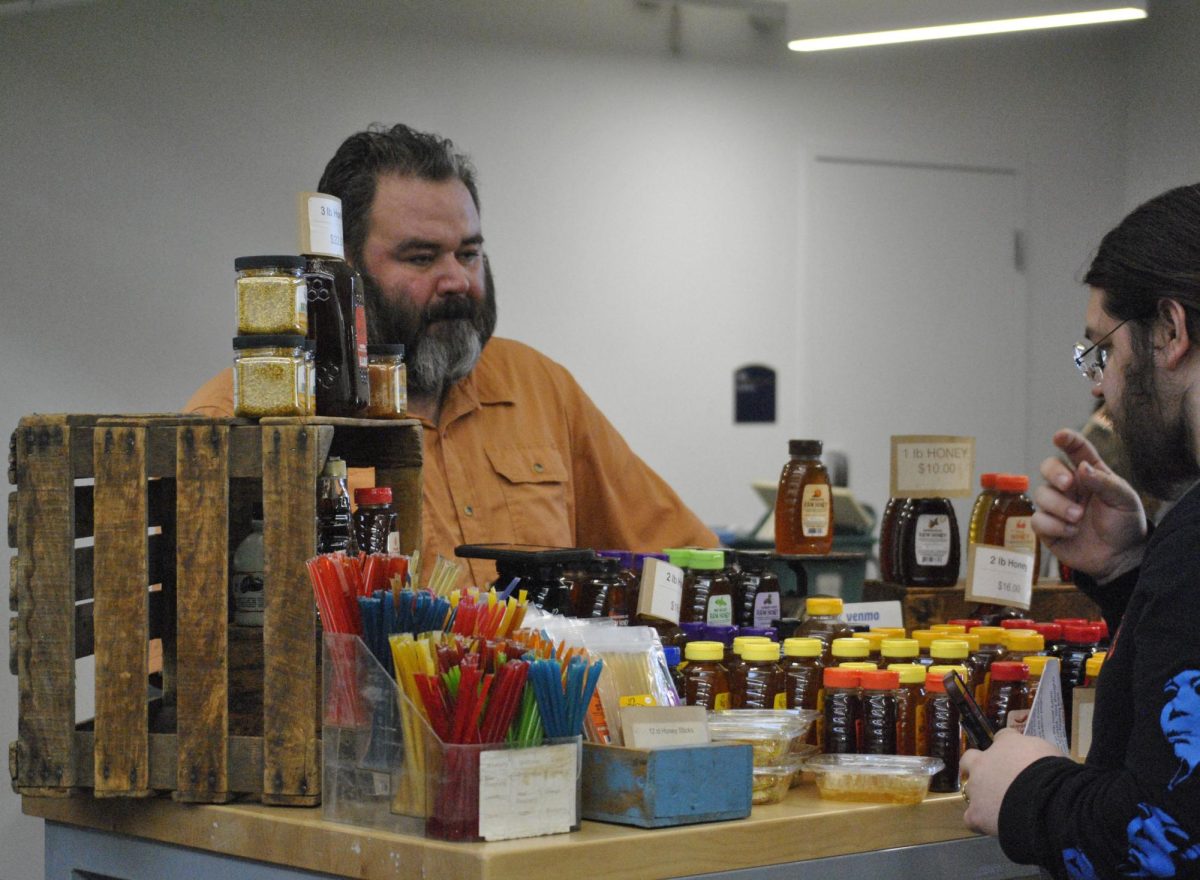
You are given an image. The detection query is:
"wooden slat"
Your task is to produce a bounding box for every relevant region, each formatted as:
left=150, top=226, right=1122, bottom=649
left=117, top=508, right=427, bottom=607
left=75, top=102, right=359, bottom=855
left=7, top=491, right=15, bottom=549
left=92, top=425, right=151, bottom=797
left=73, top=534, right=163, bottom=603
left=9, top=554, right=20, bottom=613
left=69, top=732, right=265, bottom=795
left=174, top=424, right=230, bottom=803
left=260, top=423, right=320, bottom=805
left=7, top=429, right=16, bottom=486
left=14, top=419, right=77, bottom=791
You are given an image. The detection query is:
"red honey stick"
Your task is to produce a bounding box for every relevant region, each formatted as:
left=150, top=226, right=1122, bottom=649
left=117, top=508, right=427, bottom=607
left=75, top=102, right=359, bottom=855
left=465, top=674, right=494, bottom=744
left=482, top=662, right=528, bottom=743
left=450, top=663, right=482, bottom=743
left=311, top=557, right=353, bottom=633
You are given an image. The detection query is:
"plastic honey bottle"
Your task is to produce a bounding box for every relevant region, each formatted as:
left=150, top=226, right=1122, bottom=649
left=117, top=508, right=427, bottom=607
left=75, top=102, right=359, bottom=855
left=730, top=641, right=786, bottom=709
left=732, top=552, right=782, bottom=628
left=983, top=474, right=1041, bottom=585
left=679, top=550, right=734, bottom=627
left=968, top=473, right=1000, bottom=548
left=985, top=661, right=1029, bottom=731
left=822, top=667, right=862, bottom=754
left=798, top=596, right=854, bottom=663
left=681, top=641, right=731, bottom=710
left=888, top=664, right=926, bottom=756
left=896, top=497, right=960, bottom=587
left=924, top=669, right=963, bottom=792
left=860, top=669, right=900, bottom=755
left=775, top=440, right=833, bottom=555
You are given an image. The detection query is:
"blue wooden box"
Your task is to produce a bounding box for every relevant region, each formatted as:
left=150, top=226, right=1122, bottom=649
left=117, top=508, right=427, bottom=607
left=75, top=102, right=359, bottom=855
left=581, top=742, right=753, bottom=828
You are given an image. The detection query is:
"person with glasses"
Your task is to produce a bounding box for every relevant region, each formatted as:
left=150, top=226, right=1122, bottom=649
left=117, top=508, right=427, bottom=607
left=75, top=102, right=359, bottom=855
left=960, top=184, right=1200, bottom=879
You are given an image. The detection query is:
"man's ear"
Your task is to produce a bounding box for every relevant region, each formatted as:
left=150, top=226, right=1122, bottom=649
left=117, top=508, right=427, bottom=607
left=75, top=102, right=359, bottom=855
left=1156, top=298, right=1192, bottom=370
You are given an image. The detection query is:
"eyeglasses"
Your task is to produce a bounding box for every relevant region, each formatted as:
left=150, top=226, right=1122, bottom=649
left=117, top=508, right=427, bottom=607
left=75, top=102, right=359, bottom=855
left=1073, top=319, right=1129, bottom=383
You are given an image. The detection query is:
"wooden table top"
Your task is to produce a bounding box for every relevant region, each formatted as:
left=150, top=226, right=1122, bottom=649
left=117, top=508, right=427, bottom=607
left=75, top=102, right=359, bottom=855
left=26, top=784, right=981, bottom=880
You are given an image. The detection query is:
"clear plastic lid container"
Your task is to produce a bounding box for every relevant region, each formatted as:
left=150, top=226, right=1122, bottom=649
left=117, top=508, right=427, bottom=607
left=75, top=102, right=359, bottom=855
left=752, top=754, right=808, bottom=805
left=707, top=709, right=819, bottom=765
left=803, top=754, right=945, bottom=804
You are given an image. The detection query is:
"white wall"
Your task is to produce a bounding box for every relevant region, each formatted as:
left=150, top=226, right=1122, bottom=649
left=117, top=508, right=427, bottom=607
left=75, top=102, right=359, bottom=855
left=0, top=0, right=1158, bottom=875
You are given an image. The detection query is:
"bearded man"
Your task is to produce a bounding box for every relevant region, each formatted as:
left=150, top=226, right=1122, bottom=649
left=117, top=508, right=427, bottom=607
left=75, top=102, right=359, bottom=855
left=187, top=124, right=715, bottom=585
left=959, top=184, right=1200, bottom=879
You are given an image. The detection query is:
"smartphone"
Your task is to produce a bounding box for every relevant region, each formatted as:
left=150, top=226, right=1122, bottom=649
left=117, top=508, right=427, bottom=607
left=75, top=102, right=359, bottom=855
left=943, top=670, right=995, bottom=751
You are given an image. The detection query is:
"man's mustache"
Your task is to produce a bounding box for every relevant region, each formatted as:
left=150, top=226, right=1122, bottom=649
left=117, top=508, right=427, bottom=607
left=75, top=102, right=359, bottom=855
left=424, top=296, right=478, bottom=323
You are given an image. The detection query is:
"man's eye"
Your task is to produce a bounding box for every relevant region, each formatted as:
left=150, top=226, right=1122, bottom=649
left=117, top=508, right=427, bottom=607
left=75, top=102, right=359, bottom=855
left=404, top=254, right=435, bottom=267
left=458, top=249, right=482, bottom=263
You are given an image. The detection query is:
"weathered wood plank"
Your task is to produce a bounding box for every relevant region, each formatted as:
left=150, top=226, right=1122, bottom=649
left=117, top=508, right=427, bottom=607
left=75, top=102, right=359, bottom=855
left=70, top=731, right=265, bottom=795
left=260, top=423, right=320, bottom=804
left=92, top=425, right=151, bottom=797
left=9, top=554, right=20, bottom=613
left=73, top=534, right=163, bottom=604
left=174, top=424, right=230, bottom=803
left=15, top=420, right=76, bottom=790
left=7, top=490, right=15, bottom=549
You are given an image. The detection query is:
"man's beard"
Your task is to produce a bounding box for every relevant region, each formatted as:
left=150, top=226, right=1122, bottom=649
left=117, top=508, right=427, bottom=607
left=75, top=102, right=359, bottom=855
left=361, top=268, right=497, bottom=398
left=1110, top=349, right=1200, bottom=501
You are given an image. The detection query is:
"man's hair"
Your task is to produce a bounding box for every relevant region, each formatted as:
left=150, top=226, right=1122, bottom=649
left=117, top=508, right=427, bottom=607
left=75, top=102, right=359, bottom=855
left=1085, top=183, right=1200, bottom=347
left=317, top=123, right=480, bottom=269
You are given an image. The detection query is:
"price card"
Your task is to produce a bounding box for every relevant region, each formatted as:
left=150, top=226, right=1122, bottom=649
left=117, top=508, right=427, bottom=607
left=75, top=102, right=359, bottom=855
left=890, top=435, right=976, bottom=498
left=478, top=741, right=579, bottom=841
left=965, top=543, right=1034, bottom=609
left=637, top=558, right=683, bottom=625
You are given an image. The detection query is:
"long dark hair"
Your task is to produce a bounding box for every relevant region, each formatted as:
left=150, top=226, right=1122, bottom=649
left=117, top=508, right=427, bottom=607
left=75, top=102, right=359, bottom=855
left=1085, top=183, right=1200, bottom=346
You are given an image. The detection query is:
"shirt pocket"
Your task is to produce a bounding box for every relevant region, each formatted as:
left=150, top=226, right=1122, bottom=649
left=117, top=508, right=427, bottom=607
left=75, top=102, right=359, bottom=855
left=484, top=444, right=573, bottom=547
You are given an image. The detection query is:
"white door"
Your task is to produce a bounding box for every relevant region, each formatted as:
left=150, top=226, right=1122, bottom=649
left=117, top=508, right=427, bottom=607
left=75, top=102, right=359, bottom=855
left=800, top=155, right=1027, bottom=561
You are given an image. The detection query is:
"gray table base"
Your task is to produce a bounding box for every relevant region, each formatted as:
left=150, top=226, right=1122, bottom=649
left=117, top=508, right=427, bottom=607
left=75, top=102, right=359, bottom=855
left=45, top=821, right=1039, bottom=880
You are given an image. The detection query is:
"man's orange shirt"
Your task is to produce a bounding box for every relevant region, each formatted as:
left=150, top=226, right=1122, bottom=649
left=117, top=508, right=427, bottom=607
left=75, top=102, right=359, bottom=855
left=186, top=337, right=717, bottom=586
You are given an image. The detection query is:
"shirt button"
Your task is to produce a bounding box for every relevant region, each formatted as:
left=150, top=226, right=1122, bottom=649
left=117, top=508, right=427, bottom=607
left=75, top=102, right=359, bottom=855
left=533, top=463, right=544, bottom=473
left=464, top=505, right=474, bottom=516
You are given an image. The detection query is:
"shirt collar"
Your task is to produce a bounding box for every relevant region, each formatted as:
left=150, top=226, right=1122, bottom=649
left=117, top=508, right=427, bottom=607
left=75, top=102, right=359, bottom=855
left=427, top=340, right=516, bottom=428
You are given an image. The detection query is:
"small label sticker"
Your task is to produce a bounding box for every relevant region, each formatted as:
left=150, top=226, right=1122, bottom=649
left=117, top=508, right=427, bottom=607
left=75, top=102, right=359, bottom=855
left=300, top=192, right=345, bottom=259
left=706, top=593, right=733, bottom=626
left=890, top=435, right=976, bottom=498
left=1004, top=516, right=1037, bottom=555
left=965, top=544, right=1034, bottom=609
left=619, top=694, right=656, bottom=708
left=713, top=691, right=731, bottom=711
left=801, top=484, right=831, bottom=537
left=478, top=742, right=578, bottom=841
left=752, top=590, right=782, bottom=628
left=773, top=692, right=788, bottom=710
left=914, top=514, right=952, bottom=566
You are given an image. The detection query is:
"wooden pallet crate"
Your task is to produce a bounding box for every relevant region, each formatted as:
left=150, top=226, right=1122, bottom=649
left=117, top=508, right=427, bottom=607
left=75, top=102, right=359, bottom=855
left=860, top=579, right=1102, bottom=632
left=8, top=413, right=421, bottom=805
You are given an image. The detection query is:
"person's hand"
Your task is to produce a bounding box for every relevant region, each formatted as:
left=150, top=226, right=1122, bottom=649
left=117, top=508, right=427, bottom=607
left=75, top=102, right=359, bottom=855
left=1005, top=709, right=1029, bottom=734
left=961, top=729, right=1065, bottom=836
left=1031, top=428, right=1147, bottom=581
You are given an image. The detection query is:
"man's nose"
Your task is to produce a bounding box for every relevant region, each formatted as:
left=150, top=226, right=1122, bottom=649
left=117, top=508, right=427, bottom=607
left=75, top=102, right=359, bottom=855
left=434, top=256, right=472, bottom=296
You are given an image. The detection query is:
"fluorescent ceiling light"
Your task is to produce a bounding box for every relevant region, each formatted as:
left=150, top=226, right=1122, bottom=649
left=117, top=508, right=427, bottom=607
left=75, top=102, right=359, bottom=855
left=789, top=7, right=1146, bottom=52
